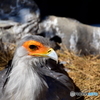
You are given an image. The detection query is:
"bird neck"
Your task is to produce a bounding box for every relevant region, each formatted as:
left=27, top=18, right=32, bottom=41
left=4, top=56, right=48, bottom=100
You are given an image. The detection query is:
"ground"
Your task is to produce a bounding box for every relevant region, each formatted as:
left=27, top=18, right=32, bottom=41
left=0, top=44, right=100, bottom=100
left=57, top=48, right=100, bottom=100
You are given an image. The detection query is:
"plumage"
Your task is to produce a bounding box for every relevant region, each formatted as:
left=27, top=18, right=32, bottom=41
left=38, top=15, right=100, bottom=55
left=0, top=0, right=40, bottom=46
left=0, top=34, right=75, bottom=100
left=0, top=0, right=40, bottom=23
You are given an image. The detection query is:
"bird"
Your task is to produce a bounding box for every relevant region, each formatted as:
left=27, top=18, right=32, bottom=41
left=38, top=15, right=100, bottom=56
left=0, top=0, right=40, bottom=44
left=0, top=0, right=40, bottom=23
left=0, top=34, right=75, bottom=100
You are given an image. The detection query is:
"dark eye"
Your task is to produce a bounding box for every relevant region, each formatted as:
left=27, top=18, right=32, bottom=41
left=29, top=45, right=38, bottom=50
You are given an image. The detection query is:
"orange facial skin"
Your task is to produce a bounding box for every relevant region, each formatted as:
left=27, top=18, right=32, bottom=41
left=22, top=40, right=50, bottom=56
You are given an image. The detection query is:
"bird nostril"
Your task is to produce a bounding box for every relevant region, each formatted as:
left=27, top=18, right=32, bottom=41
left=48, top=49, right=51, bottom=53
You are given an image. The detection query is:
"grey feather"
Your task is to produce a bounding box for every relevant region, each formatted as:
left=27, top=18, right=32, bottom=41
left=0, top=34, right=75, bottom=100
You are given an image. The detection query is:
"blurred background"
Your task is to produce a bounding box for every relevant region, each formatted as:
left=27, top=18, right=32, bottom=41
left=34, top=0, right=100, bottom=25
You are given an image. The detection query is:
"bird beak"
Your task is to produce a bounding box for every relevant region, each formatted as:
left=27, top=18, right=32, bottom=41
left=46, top=48, right=58, bottom=62
left=31, top=48, right=58, bottom=62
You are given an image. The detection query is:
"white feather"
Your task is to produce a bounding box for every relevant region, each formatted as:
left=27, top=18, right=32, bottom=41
left=3, top=48, right=48, bottom=100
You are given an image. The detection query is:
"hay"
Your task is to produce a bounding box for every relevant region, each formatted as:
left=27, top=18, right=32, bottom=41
left=0, top=41, right=15, bottom=70
left=57, top=49, right=100, bottom=100
left=0, top=42, right=100, bottom=100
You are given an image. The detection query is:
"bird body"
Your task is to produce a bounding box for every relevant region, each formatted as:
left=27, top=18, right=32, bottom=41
left=0, top=35, right=75, bottom=100
left=0, top=0, right=40, bottom=48
left=3, top=55, right=47, bottom=100
left=38, top=15, right=100, bottom=55
left=0, top=0, right=40, bottom=23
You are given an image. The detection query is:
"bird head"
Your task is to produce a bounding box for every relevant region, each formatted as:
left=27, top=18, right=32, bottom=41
left=4, top=34, right=58, bottom=100
left=15, top=34, right=58, bottom=63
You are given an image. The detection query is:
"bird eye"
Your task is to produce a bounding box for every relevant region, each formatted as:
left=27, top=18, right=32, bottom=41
left=29, top=45, right=38, bottom=50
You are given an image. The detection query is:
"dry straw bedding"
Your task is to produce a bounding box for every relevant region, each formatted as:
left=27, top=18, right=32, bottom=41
left=57, top=49, right=100, bottom=100
left=0, top=44, right=100, bottom=100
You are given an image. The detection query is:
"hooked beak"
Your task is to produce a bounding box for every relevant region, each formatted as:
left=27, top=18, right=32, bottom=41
left=31, top=48, right=58, bottom=62
left=46, top=48, right=58, bottom=62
